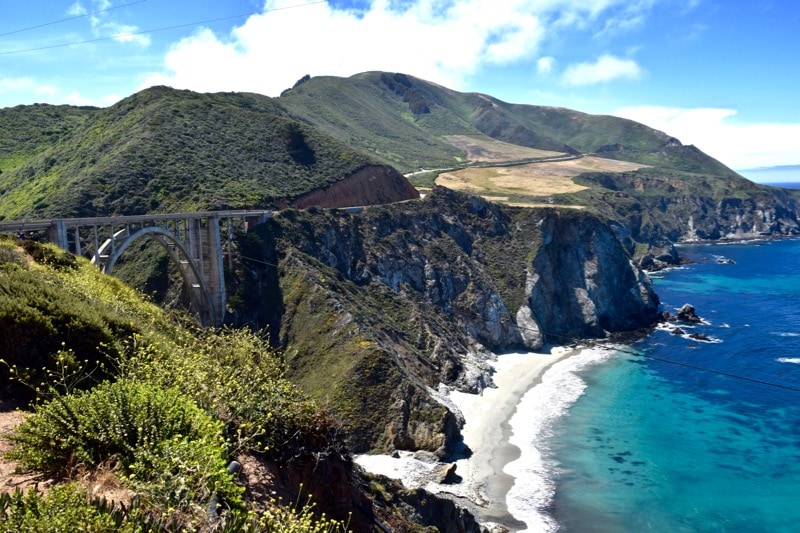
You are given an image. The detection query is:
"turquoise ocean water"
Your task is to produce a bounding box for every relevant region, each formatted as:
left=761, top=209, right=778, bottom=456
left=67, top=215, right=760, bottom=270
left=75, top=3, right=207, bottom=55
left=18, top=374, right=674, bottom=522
left=518, top=238, right=800, bottom=532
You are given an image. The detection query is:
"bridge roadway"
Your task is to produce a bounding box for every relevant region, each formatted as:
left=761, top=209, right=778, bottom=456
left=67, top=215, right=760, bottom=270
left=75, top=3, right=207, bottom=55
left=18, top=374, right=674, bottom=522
left=0, top=210, right=275, bottom=327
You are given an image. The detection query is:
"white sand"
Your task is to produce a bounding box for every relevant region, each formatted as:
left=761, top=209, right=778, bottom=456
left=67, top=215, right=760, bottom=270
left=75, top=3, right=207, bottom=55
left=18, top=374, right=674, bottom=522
left=354, top=346, right=578, bottom=529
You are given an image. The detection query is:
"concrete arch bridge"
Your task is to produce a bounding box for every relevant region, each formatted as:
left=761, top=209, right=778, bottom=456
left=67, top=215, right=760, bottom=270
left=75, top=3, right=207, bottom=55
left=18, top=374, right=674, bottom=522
left=0, top=210, right=273, bottom=326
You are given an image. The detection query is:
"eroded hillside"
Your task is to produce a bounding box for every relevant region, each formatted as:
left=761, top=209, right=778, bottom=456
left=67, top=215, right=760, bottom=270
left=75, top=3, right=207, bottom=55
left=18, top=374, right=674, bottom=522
left=229, top=187, right=661, bottom=455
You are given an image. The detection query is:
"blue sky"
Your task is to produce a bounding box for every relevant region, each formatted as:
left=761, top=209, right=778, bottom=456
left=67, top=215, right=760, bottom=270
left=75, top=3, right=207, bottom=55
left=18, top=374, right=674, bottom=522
left=1, top=0, right=799, bottom=181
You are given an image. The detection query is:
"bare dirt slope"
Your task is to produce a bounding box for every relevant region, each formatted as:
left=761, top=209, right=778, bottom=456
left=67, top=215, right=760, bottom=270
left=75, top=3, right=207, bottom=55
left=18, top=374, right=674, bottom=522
left=0, top=408, right=44, bottom=495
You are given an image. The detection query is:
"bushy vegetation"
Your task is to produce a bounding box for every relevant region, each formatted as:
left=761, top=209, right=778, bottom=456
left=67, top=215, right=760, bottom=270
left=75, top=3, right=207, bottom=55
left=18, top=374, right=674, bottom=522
left=7, top=380, right=241, bottom=518
left=0, top=240, right=349, bottom=531
left=0, top=103, right=95, bottom=175
left=0, top=483, right=349, bottom=532
left=0, top=87, right=377, bottom=219
left=0, top=237, right=166, bottom=402
left=124, top=327, right=343, bottom=460
left=0, top=484, right=136, bottom=532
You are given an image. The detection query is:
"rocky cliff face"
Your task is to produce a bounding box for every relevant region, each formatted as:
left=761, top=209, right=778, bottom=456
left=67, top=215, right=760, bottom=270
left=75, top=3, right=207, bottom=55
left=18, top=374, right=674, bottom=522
left=525, top=210, right=659, bottom=345
left=233, top=187, right=660, bottom=455
left=572, top=171, right=800, bottom=270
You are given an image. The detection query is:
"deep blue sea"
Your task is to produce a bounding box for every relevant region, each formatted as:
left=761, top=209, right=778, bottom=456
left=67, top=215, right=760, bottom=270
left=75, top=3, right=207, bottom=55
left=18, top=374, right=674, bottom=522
left=534, top=238, right=800, bottom=532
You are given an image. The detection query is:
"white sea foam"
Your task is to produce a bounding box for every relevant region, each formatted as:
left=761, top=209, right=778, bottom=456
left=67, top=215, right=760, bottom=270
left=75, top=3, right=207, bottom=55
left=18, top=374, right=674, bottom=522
left=777, top=357, right=800, bottom=364
left=773, top=332, right=800, bottom=338
left=503, top=347, right=616, bottom=532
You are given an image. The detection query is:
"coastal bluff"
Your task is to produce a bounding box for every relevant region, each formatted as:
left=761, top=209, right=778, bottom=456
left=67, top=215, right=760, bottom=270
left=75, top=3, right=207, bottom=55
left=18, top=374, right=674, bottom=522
left=231, top=186, right=661, bottom=456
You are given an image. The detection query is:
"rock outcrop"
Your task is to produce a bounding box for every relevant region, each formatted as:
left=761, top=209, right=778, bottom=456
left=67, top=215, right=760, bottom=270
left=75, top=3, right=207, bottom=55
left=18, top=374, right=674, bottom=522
left=573, top=171, right=800, bottom=270
left=677, top=303, right=702, bottom=323
left=232, top=187, right=660, bottom=456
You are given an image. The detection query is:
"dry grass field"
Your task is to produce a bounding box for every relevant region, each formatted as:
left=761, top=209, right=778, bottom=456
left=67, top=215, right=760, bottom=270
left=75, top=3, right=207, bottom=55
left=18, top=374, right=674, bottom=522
left=435, top=156, right=647, bottom=207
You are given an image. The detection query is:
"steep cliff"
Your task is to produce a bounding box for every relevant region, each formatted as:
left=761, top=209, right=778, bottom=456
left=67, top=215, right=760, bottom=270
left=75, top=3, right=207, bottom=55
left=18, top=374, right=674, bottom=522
left=568, top=170, right=800, bottom=269
left=231, top=187, right=659, bottom=455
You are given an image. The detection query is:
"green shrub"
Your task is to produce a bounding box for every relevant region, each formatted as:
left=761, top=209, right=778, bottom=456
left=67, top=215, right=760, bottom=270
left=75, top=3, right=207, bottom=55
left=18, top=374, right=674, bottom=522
left=0, top=268, right=119, bottom=401
left=0, top=484, right=127, bottom=532
left=0, top=240, right=27, bottom=270
left=21, top=240, right=77, bottom=270
left=0, top=250, right=168, bottom=403
left=225, top=496, right=350, bottom=533
left=6, top=380, right=242, bottom=517
left=0, top=484, right=348, bottom=533
left=125, top=328, right=342, bottom=460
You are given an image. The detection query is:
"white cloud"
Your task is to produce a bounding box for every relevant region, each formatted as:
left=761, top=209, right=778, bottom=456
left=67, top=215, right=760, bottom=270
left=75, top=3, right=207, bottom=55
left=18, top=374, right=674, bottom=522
left=69, top=0, right=150, bottom=47
left=105, top=23, right=151, bottom=46
left=140, top=0, right=660, bottom=96
left=0, top=77, right=117, bottom=108
left=0, top=77, right=58, bottom=98
left=67, top=2, right=88, bottom=16
left=537, top=56, right=556, bottom=75
left=562, top=54, right=642, bottom=85
left=614, top=105, right=800, bottom=170
left=64, top=91, right=122, bottom=107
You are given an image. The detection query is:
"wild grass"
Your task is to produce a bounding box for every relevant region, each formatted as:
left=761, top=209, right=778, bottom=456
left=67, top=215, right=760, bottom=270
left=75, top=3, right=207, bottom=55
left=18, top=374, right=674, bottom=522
left=0, top=240, right=347, bottom=531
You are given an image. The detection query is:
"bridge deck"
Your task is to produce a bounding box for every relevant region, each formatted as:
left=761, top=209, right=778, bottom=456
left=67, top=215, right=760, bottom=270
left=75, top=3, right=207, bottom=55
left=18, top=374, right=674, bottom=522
left=0, top=209, right=274, bottom=232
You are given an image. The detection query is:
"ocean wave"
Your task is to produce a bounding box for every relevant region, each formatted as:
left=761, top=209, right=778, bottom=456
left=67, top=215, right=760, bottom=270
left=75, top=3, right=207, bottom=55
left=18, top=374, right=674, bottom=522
left=772, top=332, right=800, bottom=338
left=503, top=347, right=616, bottom=532
left=777, top=357, right=800, bottom=364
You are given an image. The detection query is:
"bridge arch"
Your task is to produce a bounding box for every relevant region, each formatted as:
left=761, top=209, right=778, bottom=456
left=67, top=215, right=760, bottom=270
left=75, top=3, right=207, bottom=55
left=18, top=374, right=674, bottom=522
left=97, top=226, right=216, bottom=326
left=0, top=209, right=274, bottom=327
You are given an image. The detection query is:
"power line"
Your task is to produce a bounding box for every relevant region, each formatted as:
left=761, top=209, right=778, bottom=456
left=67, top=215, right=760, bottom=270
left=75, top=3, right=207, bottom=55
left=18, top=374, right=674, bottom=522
left=0, top=0, right=328, bottom=56
left=505, top=321, right=800, bottom=393
left=0, top=0, right=149, bottom=38
left=637, top=351, right=800, bottom=393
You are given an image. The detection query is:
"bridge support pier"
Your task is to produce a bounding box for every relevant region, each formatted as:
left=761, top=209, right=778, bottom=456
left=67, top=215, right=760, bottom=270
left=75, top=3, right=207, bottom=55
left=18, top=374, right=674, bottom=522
left=0, top=210, right=273, bottom=327
left=186, top=216, right=226, bottom=327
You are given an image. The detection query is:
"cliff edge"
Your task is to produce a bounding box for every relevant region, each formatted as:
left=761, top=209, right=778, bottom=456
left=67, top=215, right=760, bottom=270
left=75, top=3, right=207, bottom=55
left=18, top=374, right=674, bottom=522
left=229, top=187, right=659, bottom=456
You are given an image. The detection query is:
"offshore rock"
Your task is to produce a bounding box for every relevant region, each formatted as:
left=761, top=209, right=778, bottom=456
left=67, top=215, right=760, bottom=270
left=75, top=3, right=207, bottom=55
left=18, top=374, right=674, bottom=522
left=677, top=303, right=702, bottom=323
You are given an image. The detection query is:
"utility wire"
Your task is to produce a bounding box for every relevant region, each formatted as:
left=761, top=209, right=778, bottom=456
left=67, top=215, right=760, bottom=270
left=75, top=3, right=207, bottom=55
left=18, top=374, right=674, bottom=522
left=0, top=0, right=149, bottom=38
left=0, top=0, right=327, bottom=56
left=636, top=351, right=800, bottom=393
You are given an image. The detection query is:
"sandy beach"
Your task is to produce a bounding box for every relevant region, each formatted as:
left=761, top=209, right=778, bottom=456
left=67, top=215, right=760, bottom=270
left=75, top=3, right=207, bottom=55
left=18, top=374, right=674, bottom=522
left=354, top=346, right=578, bottom=530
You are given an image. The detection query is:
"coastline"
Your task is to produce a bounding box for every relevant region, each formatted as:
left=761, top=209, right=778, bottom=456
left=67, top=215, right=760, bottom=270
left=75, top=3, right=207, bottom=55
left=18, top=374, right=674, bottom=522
left=354, top=345, right=581, bottom=531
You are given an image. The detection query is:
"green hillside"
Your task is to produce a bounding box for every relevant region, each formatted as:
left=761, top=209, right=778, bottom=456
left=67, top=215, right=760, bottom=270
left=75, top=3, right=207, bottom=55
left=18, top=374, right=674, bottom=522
left=279, top=71, right=577, bottom=172
left=0, top=236, right=355, bottom=529
left=0, top=103, right=95, bottom=174
left=279, top=73, right=472, bottom=171
left=0, top=70, right=763, bottom=222
left=0, top=87, right=377, bottom=219
left=278, top=71, right=731, bottom=175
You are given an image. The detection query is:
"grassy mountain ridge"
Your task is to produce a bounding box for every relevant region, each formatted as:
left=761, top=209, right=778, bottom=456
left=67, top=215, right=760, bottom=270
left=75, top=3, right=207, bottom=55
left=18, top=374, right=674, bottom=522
left=278, top=71, right=732, bottom=176
left=0, top=70, right=764, bottom=222
left=0, top=87, right=381, bottom=218
left=279, top=73, right=472, bottom=171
